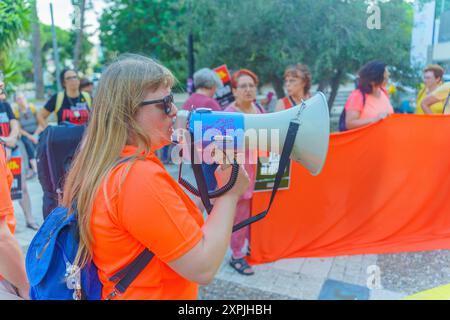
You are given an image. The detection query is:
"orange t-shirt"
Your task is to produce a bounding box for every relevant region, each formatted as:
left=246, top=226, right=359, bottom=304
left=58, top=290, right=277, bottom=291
left=0, top=145, right=16, bottom=281
left=282, top=97, right=295, bottom=110
left=0, top=146, right=15, bottom=233
left=91, top=145, right=204, bottom=300
left=344, top=87, right=394, bottom=120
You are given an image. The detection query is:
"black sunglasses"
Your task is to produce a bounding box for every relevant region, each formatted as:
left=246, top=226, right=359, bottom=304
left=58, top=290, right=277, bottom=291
left=140, top=93, right=174, bottom=115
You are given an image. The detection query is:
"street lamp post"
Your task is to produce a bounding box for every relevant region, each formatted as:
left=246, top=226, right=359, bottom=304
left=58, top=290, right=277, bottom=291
left=50, top=2, right=62, bottom=92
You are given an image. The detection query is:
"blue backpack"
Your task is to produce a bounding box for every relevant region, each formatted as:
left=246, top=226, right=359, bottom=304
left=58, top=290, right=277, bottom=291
left=26, top=159, right=155, bottom=300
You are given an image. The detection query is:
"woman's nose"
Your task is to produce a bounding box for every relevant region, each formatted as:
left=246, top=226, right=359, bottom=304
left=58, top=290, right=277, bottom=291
left=169, top=102, right=178, bottom=117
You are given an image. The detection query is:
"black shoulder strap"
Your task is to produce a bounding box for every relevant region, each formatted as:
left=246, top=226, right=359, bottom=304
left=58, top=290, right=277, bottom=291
left=255, top=102, right=265, bottom=113
left=190, top=140, right=214, bottom=214
left=288, top=96, right=296, bottom=107
left=104, top=156, right=155, bottom=299
left=232, top=120, right=299, bottom=232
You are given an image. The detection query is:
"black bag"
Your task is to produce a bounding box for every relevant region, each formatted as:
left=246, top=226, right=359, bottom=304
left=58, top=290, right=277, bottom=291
left=36, top=123, right=86, bottom=219
left=339, top=90, right=366, bottom=132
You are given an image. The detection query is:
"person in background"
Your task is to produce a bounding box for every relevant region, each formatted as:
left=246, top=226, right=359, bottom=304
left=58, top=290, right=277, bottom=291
left=79, top=77, right=94, bottom=97
left=416, top=64, right=445, bottom=114
left=275, top=64, right=312, bottom=111
left=14, top=92, right=43, bottom=179
left=0, top=74, right=39, bottom=231
left=344, top=60, right=394, bottom=130
left=182, top=68, right=223, bottom=112
left=223, top=69, right=264, bottom=276
left=61, top=54, right=249, bottom=299
left=37, top=69, right=92, bottom=127
left=0, top=142, right=30, bottom=300
left=421, top=81, right=450, bottom=115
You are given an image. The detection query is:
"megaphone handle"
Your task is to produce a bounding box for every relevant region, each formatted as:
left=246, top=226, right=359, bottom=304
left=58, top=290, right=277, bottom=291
left=179, top=162, right=240, bottom=198
left=232, top=121, right=300, bottom=233
left=179, top=136, right=240, bottom=213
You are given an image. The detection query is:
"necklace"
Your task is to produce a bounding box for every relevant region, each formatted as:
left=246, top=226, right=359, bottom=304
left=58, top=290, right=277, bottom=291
left=67, top=93, right=80, bottom=107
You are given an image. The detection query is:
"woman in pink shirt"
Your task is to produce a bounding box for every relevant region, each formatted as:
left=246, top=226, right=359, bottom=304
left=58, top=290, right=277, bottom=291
left=223, top=69, right=263, bottom=276
left=345, top=60, right=394, bottom=130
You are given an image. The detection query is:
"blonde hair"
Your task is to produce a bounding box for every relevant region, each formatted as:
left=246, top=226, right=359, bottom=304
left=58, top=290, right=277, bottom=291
left=62, top=54, right=175, bottom=268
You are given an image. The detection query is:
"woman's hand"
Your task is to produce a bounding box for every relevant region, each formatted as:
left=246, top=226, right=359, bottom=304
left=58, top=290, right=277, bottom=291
left=213, top=147, right=250, bottom=199
left=29, top=135, right=38, bottom=145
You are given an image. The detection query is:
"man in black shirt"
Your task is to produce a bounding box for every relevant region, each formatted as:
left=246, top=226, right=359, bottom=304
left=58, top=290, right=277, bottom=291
left=37, top=69, right=92, bottom=127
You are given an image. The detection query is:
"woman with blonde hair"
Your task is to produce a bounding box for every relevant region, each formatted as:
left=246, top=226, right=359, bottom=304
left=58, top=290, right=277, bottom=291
left=275, top=64, right=312, bottom=111
left=61, top=54, right=249, bottom=300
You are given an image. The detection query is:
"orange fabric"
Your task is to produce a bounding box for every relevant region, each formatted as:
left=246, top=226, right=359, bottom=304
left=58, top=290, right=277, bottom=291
left=0, top=146, right=16, bottom=282
left=249, top=114, right=450, bottom=264
left=0, top=146, right=15, bottom=234
left=345, top=88, right=394, bottom=120
left=282, top=96, right=294, bottom=110
left=91, top=145, right=204, bottom=300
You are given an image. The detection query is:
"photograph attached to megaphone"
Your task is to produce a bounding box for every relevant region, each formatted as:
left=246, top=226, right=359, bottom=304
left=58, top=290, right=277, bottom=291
left=172, top=92, right=330, bottom=176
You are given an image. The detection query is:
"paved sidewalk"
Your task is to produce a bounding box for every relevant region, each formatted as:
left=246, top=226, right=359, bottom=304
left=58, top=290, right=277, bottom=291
left=13, top=164, right=450, bottom=300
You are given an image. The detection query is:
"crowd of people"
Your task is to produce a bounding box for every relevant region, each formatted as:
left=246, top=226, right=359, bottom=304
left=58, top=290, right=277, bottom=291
left=1, top=54, right=449, bottom=300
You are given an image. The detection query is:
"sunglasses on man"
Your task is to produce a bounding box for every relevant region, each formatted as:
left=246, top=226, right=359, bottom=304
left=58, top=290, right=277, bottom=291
left=140, top=93, right=174, bottom=115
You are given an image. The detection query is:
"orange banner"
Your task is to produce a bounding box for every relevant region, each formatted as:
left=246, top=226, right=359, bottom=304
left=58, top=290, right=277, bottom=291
left=249, top=114, right=450, bottom=264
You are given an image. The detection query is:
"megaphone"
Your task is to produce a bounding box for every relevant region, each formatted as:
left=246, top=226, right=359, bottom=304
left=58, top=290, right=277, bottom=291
left=173, top=92, right=330, bottom=176
left=173, top=92, right=330, bottom=231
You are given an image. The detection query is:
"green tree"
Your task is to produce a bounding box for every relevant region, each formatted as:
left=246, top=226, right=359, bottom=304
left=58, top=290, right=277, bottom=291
left=39, top=23, right=93, bottom=79
left=0, top=0, right=30, bottom=88
left=192, top=0, right=419, bottom=109
left=0, top=0, right=30, bottom=51
left=99, top=0, right=189, bottom=83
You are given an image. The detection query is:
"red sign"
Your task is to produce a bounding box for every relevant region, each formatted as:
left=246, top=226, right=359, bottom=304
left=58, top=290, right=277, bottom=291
left=7, top=157, right=22, bottom=200
left=214, top=65, right=231, bottom=85
left=213, top=64, right=235, bottom=108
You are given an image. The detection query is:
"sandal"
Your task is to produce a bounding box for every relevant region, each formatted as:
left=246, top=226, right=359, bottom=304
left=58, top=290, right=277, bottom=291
left=25, top=171, right=35, bottom=180
left=26, top=222, right=39, bottom=231
left=229, top=257, right=254, bottom=276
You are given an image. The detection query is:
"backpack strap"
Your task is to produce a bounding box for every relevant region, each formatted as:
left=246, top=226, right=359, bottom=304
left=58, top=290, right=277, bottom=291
left=13, top=106, right=20, bottom=119
left=104, top=155, right=155, bottom=300
left=30, top=103, right=37, bottom=114
left=288, top=96, right=296, bottom=108
left=55, top=92, right=65, bottom=115
left=81, top=92, right=92, bottom=110
left=254, top=102, right=265, bottom=114
left=231, top=119, right=299, bottom=232
left=106, top=249, right=155, bottom=300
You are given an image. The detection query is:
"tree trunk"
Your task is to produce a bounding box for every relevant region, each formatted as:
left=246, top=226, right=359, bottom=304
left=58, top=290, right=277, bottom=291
left=327, top=68, right=343, bottom=111
left=73, top=0, right=86, bottom=71
left=31, top=0, right=44, bottom=100
left=271, top=77, right=285, bottom=100
left=317, top=79, right=328, bottom=93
